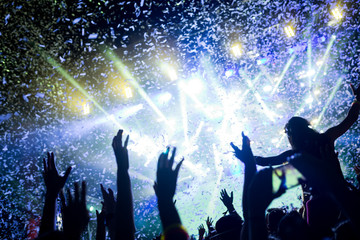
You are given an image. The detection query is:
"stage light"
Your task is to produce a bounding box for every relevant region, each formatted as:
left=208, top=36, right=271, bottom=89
left=263, top=85, right=272, bottom=92
left=331, top=7, right=343, bottom=20
left=161, top=63, right=178, bottom=81
left=314, top=89, right=321, bottom=96
left=257, top=58, right=268, bottom=65
left=305, top=96, right=313, bottom=104
left=89, top=206, right=94, bottom=212
left=125, top=87, right=133, bottom=98
left=284, top=25, right=295, bottom=38
left=157, top=92, right=172, bottom=105
left=225, top=69, right=234, bottom=78
left=316, top=60, right=323, bottom=66
left=188, top=78, right=203, bottom=94
left=83, top=103, right=90, bottom=115
left=230, top=43, right=243, bottom=58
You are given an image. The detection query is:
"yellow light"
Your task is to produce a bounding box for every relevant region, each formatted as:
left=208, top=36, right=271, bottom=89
left=284, top=25, right=295, bottom=37
left=331, top=7, right=343, bottom=20
left=125, top=87, right=133, bottom=98
left=230, top=43, right=243, bottom=58
left=83, top=103, right=90, bottom=115
left=161, top=63, right=178, bottom=81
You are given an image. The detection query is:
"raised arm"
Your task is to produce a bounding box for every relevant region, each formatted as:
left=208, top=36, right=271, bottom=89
left=325, top=84, right=360, bottom=142
left=39, top=152, right=71, bottom=236
left=231, top=132, right=257, bottom=240
left=154, top=147, right=188, bottom=239
left=112, top=129, right=135, bottom=240
left=254, top=150, right=294, bottom=166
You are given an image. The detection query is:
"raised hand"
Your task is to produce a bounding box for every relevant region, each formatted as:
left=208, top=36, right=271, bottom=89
left=60, top=181, right=89, bottom=240
left=154, top=147, right=184, bottom=200
left=230, top=132, right=254, bottom=164
left=96, top=204, right=106, bottom=240
left=100, top=184, right=116, bottom=218
left=100, top=184, right=116, bottom=239
left=350, top=83, right=360, bottom=101
left=42, top=152, right=72, bottom=198
left=198, top=224, right=205, bottom=240
left=220, top=189, right=235, bottom=213
left=112, top=129, right=129, bottom=171
left=206, top=216, right=213, bottom=229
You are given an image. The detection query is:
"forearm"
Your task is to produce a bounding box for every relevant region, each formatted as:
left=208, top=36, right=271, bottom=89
left=157, top=198, right=182, bottom=231
left=96, top=222, right=106, bottom=240
left=242, top=162, right=256, bottom=220
left=115, top=170, right=135, bottom=240
left=39, top=194, right=57, bottom=235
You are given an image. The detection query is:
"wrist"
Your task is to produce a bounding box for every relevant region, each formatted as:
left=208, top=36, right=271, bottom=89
left=226, top=205, right=235, bottom=213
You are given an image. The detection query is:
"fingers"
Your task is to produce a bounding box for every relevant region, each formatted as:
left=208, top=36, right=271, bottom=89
left=63, top=166, right=72, bottom=183
left=230, top=142, right=239, bottom=151
left=47, top=152, right=52, bottom=170
left=124, top=135, right=129, bottom=148
left=230, top=191, right=233, bottom=200
left=108, top=188, right=114, bottom=199
left=169, top=147, right=176, bottom=168
left=43, top=158, right=47, bottom=173
left=100, top=184, right=106, bottom=198
left=50, top=152, right=56, bottom=170
left=174, top=158, right=184, bottom=179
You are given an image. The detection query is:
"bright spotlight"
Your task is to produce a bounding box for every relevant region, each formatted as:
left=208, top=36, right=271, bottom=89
left=83, top=103, right=90, bottom=115
left=284, top=25, right=295, bottom=38
left=225, top=69, right=234, bottom=78
left=188, top=78, right=203, bottom=94
left=157, top=92, right=172, bottom=104
left=89, top=206, right=94, bottom=212
left=331, top=7, right=343, bottom=20
left=263, top=85, right=272, bottom=92
left=161, top=63, right=178, bottom=81
left=230, top=43, right=243, bottom=58
left=125, top=87, right=133, bottom=98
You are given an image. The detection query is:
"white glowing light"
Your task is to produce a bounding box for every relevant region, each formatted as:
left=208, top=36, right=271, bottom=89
left=305, top=96, right=313, bottom=104
left=89, top=206, right=94, bottom=212
left=83, top=103, right=90, bottom=115
left=187, top=78, right=203, bottom=94
left=125, top=87, right=133, bottom=98
left=276, top=102, right=283, bottom=108
left=157, top=92, right=172, bottom=104
left=331, top=7, right=343, bottom=20
left=316, top=60, right=324, bottom=66
left=225, top=69, right=234, bottom=78
left=263, top=85, right=272, bottom=92
left=314, top=89, right=321, bottom=96
left=284, top=25, right=295, bottom=37
left=230, top=43, right=243, bottom=58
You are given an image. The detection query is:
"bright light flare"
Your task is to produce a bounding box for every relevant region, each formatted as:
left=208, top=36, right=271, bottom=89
left=83, top=103, right=90, bottom=115
left=284, top=25, right=295, bottom=38
left=161, top=63, right=178, bottom=81
left=125, top=87, right=133, bottom=98
left=230, top=43, right=243, bottom=58
left=331, top=7, right=343, bottom=20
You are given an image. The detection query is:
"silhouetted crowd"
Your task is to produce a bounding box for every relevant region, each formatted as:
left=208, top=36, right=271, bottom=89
left=8, top=84, right=360, bottom=240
